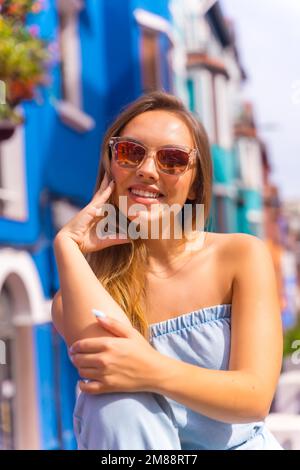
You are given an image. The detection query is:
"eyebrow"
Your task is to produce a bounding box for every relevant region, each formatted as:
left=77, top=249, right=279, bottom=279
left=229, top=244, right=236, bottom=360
left=121, top=136, right=144, bottom=143
left=120, top=136, right=192, bottom=149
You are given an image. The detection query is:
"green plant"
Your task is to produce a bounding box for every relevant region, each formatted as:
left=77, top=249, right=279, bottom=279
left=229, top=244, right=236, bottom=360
left=0, top=0, right=49, bottom=124
left=283, top=316, right=300, bottom=358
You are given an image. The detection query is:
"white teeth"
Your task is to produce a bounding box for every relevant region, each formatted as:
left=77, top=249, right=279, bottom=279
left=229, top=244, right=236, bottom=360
left=130, top=189, right=161, bottom=198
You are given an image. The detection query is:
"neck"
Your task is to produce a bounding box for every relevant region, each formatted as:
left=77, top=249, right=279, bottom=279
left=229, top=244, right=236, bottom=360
left=128, top=209, right=205, bottom=270
left=144, top=227, right=205, bottom=271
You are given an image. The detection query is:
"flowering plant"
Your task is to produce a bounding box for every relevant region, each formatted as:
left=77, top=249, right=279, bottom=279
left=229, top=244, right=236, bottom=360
left=0, top=0, right=43, bottom=19
left=0, top=0, right=49, bottom=127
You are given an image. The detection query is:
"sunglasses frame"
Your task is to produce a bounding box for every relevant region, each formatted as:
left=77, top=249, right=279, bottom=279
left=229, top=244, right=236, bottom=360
left=109, top=136, right=198, bottom=175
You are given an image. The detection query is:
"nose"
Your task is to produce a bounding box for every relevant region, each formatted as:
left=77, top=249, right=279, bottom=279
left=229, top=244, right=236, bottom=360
left=136, top=150, right=159, bottom=181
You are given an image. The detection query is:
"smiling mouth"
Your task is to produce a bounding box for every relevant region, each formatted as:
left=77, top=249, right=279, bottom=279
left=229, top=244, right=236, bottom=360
left=128, top=188, right=164, bottom=200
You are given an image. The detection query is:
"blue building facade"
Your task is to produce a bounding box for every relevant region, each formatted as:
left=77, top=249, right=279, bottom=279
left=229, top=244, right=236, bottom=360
left=0, top=0, right=175, bottom=449
left=0, top=0, right=268, bottom=449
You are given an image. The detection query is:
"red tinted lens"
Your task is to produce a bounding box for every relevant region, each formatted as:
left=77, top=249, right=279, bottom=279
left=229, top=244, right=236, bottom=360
left=157, top=148, right=189, bottom=174
left=114, top=141, right=145, bottom=167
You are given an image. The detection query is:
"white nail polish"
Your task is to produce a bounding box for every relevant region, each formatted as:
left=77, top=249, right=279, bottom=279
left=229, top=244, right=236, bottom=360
left=92, top=309, right=106, bottom=318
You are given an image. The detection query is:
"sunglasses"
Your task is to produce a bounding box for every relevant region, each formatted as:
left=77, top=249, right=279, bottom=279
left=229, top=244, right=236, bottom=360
left=109, top=137, right=198, bottom=175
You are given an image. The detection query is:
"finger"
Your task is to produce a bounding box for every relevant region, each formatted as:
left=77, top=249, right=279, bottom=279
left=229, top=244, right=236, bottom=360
left=78, top=380, right=108, bottom=394
left=98, top=236, right=131, bottom=249
left=94, top=315, right=135, bottom=339
left=78, top=368, right=101, bottom=380
left=93, top=179, right=115, bottom=207
left=69, top=352, right=102, bottom=369
left=99, top=233, right=130, bottom=241
left=69, top=337, right=109, bottom=354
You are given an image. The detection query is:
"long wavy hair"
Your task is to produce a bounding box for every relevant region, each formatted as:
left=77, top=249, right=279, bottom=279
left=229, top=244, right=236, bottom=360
left=85, top=91, right=213, bottom=340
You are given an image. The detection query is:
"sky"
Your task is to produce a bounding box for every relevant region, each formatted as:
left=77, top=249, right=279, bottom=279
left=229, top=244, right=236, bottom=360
left=221, top=0, right=300, bottom=202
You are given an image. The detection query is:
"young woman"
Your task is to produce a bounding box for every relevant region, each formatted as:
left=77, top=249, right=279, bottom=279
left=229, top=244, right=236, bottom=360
left=52, top=91, right=283, bottom=450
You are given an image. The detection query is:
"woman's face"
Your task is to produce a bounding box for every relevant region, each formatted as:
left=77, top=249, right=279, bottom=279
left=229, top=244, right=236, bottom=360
left=110, top=110, right=198, bottom=226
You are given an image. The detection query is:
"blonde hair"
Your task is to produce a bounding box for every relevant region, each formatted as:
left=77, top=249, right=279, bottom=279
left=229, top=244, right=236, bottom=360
left=85, top=91, right=213, bottom=340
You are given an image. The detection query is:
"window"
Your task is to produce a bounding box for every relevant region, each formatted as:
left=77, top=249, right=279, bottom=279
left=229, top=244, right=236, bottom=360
left=0, top=124, right=28, bottom=221
left=141, top=28, right=161, bottom=92
left=187, top=52, right=232, bottom=148
left=236, top=138, right=263, bottom=190
left=203, top=71, right=232, bottom=148
left=214, top=74, right=232, bottom=149
left=188, top=68, right=216, bottom=143
left=58, top=0, right=83, bottom=108
left=56, top=0, right=95, bottom=132
left=185, top=12, right=210, bottom=52
left=134, top=9, right=174, bottom=93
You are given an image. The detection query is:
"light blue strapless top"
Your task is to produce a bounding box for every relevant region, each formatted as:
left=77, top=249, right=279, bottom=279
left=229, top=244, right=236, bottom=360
left=148, top=304, right=279, bottom=450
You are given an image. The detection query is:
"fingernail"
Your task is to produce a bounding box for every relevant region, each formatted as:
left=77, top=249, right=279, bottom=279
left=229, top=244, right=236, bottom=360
left=78, top=379, right=91, bottom=387
left=69, top=345, right=75, bottom=353
left=92, top=309, right=106, bottom=319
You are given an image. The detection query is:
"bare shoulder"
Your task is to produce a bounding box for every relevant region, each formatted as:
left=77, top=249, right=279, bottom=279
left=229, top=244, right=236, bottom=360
left=206, top=232, right=281, bottom=325
left=205, top=231, right=274, bottom=280
left=206, top=231, right=269, bottom=257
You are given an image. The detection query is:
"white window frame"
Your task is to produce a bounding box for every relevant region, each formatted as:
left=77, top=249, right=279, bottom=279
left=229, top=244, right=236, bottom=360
left=134, top=9, right=175, bottom=93
left=184, top=11, right=210, bottom=53
left=214, top=74, right=233, bottom=150
left=192, top=68, right=216, bottom=143
left=237, top=137, right=263, bottom=190
left=55, top=0, right=95, bottom=132
left=134, top=9, right=175, bottom=46
left=0, top=123, right=28, bottom=221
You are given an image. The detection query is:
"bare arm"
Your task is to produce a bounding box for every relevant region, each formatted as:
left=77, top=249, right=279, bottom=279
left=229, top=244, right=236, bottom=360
left=149, top=234, right=283, bottom=423
left=52, top=234, right=132, bottom=348
left=51, top=174, right=132, bottom=347
left=51, top=289, right=65, bottom=339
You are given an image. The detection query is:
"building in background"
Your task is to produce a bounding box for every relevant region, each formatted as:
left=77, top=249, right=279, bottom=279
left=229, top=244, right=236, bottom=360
left=280, top=201, right=300, bottom=329
left=0, top=0, right=290, bottom=449
left=180, top=0, right=241, bottom=233
left=173, top=0, right=268, bottom=237
left=263, top=177, right=286, bottom=319
left=234, top=102, right=265, bottom=237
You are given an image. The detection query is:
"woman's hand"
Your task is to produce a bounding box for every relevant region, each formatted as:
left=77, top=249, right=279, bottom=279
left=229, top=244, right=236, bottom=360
left=69, top=316, right=162, bottom=394
left=54, top=171, right=130, bottom=253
